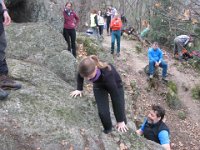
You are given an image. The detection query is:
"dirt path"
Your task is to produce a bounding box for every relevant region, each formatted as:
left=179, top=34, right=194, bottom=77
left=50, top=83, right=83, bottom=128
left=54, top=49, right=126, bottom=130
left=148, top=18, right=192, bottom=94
left=101, top=34, right=200, bottom=150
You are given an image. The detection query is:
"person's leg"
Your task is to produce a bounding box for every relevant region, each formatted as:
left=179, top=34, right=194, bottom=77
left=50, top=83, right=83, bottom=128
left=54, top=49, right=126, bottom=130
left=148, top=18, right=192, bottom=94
left=110, top=87, right=127, bottom=124
left=116, top=30, right=121, bottom=54
left=159, top=61, right=168, bottom=78
left=149, top=60, right=155, bottom=76
left=111, top=31, right=116, bottom=54
left=0, top=32, right=21, bottom=91
left=106, top=18, right=110, bottom=35
left=63, top=28, right=71, bottom=52
left=93, top=87, right=112, bottom=132
left=0, top=32, right=8, bottom=75
left=176, top=43, right=183, bottom=61
left=69, top=29, right=76, bottom=58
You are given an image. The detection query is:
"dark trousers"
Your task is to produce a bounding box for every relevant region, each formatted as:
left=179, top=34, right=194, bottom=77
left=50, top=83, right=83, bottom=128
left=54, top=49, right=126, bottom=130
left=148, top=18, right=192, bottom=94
left=63, top=28, right=76, bottom=58
left=106, top=17, right=111, bottom=34
left=0, top=31, right=8, bottom=75
left=93, top=86, right=126, bottom=131
left=98, top=25, right=104, bottom=36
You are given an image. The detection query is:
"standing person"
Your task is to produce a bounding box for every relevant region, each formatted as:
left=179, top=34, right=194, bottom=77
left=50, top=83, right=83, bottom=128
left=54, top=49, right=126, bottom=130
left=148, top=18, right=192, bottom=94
left=0, top=0, right=21, bottom=100
left=174, top=35, right=193, bottom=61
left=110, top=13, right=122, bottom=57
left=90, top=9, right=98, bottom=38
left=136, top=105, right=171, bottom=150
left=105, top=7, right=111, bottom=35
left=148, top=42, right=168, bottom=81
left=63, top=2, right=79, bottom=58
left=70, top=55, right=128, bottom=134
left=110, top=6, right=117, bottom=19
left=97, top=10, right=104, bottom=38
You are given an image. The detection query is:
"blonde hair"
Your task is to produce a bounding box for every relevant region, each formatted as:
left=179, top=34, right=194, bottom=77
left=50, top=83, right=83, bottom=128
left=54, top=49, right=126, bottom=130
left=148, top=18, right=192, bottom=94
left=79, top=55, right=111, bottom=77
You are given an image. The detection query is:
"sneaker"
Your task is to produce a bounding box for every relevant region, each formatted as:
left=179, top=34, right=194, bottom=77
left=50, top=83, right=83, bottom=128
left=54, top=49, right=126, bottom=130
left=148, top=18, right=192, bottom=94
left=149, top=75, right=153, bottom=79
left=111, top=51, right=114, bottom=54
left=0, top=75, right=22, bottom=90
left=116, top=53, right=120, bottom=57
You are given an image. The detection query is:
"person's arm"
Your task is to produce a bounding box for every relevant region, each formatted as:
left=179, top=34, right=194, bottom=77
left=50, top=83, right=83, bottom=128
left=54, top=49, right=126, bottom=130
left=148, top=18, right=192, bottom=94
left=1, top=0, right=11, bottom=26
left=158, top=130, right=171, bottom=150
left=158, top=49, right=163, bottom=64
left=70, top=74, right=84, bottom=98
left=184, top=37, right=190, bottom=46
left=74, top=12, right=79, bottom=27
left=136, top=118, right=147, bottom=135
left=94, top=15, right=98, bottom=26
left=148, top=49, right=156, bottom=62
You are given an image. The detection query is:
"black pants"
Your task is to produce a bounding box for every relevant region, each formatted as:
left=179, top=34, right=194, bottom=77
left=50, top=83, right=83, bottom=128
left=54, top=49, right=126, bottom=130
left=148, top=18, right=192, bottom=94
left=63, top=28, right=76, bottom=58
left=98, top=25, right=104, bottom=36
left=106, top=17, right=111, bottom=34
left=0, top=31, right=8, bottom=75
left=93, top=86, right=127, bottom=131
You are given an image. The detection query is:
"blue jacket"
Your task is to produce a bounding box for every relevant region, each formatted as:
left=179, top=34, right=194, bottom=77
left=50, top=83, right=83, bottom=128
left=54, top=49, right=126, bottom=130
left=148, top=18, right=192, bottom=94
left=148, top=47, right=163, bottom=63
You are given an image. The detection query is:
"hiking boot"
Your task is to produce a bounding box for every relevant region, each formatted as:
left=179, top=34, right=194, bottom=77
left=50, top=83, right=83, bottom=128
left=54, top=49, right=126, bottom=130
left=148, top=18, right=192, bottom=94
left=0, top=88, right=9, bottom=100
left=162, top=77, right=168, bottom=82
left=0, top=75, right=22, bottom=90
left=116, top=53, right=120, bottom=57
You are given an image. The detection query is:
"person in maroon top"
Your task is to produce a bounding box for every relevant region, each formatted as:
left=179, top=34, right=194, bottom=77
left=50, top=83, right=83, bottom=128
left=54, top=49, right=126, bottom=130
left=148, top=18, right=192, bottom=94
left=70, top=55, right=128, bottom=134
left=63, top=2, right=79, bottom=58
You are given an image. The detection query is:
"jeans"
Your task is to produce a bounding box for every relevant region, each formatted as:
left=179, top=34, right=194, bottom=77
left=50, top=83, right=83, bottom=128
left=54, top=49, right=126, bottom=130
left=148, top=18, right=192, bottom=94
left=93, top=86, right=126, bottom=131
left=63, top=28, right=76, bottom=58
left=149, top=60, right=168, bottom=78
left=0, top=31, right=8, bottom=75
left=111, top=30, right=121, bottom=53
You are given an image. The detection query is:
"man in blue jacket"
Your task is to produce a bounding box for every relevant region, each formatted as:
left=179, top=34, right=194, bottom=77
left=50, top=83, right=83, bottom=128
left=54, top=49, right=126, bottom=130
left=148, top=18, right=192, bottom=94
left=136, top=105, right=171, bottom=150
left=148, top=42, right=168, bottom=81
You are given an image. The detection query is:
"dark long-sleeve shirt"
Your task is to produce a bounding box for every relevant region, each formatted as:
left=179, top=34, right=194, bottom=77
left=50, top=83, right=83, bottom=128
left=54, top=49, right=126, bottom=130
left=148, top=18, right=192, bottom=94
left=76, top=64, right=125, bottom=122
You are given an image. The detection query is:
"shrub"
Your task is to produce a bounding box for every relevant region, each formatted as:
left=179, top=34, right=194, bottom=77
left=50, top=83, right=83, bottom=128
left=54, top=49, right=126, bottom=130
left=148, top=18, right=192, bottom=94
left=192, top=84, right=200, bottom=100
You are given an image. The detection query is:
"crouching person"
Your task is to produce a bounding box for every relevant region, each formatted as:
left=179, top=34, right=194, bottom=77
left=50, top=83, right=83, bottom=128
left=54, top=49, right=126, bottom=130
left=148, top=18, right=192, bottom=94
left=136, top=105, right=171, bottom=150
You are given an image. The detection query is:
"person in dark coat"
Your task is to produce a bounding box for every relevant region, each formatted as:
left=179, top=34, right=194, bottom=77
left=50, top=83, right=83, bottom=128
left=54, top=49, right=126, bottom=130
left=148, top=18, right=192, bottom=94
left=70, top=55, right=128, bottom=134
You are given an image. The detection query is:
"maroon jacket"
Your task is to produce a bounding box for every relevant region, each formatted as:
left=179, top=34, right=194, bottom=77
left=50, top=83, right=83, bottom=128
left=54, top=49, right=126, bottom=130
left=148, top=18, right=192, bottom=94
left=63, top=9, right=79, bottom=29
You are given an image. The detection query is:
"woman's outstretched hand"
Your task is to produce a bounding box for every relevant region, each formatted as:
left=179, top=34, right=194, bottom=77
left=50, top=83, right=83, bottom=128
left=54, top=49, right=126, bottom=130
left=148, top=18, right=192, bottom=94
left=116, top=121, right=129, bottom=133
left=70, top=90, right=82, bottom=98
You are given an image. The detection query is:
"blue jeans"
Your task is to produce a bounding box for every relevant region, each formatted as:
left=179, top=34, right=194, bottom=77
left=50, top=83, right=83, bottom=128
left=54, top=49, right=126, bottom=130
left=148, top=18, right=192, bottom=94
left=111, top=30, right=121, bottom=53
left=149, top=60, right=168, bottom=78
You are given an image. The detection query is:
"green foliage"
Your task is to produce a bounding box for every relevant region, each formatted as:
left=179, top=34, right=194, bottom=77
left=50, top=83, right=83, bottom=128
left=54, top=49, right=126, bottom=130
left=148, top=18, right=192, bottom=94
left=178, top=110, right=187, bottom=120
left=167, top=81, right=177, bottom=94
left=166, top=81, right=181, bottom=109
left=83, top=38, right=97, bottom=55
left=191, top=84, right=200, bottom=100
left=135, top=44, right=142, bottom=53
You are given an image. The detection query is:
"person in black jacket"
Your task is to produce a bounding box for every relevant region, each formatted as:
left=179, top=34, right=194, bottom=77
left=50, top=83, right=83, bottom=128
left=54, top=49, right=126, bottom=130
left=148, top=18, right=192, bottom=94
left=70, top=55, right=128, bottom=134
left=136, top=105, right=171, bottom=150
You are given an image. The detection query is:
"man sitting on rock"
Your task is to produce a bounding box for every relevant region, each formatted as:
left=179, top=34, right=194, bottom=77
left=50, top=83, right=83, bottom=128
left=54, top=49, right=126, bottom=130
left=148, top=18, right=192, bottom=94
left=136, top=105, right=171, bottom=150
left=148, top=42, right=168, bottom=81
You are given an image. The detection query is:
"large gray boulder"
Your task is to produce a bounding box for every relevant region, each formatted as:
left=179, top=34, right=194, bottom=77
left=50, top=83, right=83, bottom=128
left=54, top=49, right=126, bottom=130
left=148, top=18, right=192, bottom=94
left=0, top=22, right=165, bottom=150
left=6, top=22, right=76, bottom=86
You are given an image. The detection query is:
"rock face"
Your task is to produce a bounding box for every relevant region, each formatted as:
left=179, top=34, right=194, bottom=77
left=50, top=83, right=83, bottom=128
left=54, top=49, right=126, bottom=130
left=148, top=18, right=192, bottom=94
left=0, top=4, right=164, bottom=150
left=6, top=22, right=76, bottom=86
